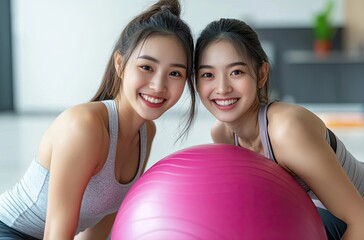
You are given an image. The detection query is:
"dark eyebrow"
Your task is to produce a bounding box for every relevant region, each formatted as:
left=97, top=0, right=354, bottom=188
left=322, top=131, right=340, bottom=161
left=138, top=55, right=159, bottom=63
left=138, top=55, right=187, bottom=70
left=198, top=65, right=213, bottom=70
left=228, top=62, right=247, bottom=68
left=198, top=61, right=247, bottom=70
left=171, top=63, right=187, bottom=70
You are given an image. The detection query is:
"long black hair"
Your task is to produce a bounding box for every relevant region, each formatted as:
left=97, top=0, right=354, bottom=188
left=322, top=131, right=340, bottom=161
left=92, top=0, right=196, bottom=140
left=195, top=18, right=270, bottom=104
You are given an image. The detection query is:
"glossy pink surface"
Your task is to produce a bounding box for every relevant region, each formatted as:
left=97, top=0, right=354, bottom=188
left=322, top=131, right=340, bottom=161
left=111, top=144, right=326, bottom=240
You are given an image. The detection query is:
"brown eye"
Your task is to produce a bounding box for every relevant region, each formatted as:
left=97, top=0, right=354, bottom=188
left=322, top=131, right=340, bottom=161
left=140, top=65, right=152, bottom=71
left=170, top=71, right=182, bottom=77
left=231, top=70, right=243, bottom=76
left=201, top=73, right=213, bottom=78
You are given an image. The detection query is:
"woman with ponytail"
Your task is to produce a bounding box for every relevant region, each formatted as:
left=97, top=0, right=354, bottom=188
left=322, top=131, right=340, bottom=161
left=0, top=0, right=195, bottom=239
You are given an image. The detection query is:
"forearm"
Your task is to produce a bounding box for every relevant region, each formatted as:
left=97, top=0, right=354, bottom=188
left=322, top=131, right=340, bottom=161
left=45, top=232, right=75, bottom=240
left=44, top=227, right=76, bottom=240
left=44, top=215, right=78, bottom=240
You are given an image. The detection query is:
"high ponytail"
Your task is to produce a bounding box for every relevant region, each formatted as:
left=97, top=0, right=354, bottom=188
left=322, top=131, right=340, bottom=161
left=92, top=0, right=188, bottom=101
left=137, top=0, right=181, bottom=21
left=91, top=0, right=196, bottom=141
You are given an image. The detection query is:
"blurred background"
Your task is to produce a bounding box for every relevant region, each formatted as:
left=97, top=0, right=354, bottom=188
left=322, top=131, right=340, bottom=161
left=1, top=0, right=363, bottom=192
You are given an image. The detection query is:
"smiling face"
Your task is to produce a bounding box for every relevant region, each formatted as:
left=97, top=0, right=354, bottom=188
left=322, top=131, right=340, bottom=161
left=197, top=40, right=261, bottom=123
left=116, top=34, right=187, bottom=120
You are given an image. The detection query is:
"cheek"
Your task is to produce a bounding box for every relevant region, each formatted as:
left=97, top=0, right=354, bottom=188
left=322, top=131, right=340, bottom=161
left=197, top=82, right=210, bottom=98
left=236, top=78, right=257, bottom=93
left=170, top=80, right=186, bottom=97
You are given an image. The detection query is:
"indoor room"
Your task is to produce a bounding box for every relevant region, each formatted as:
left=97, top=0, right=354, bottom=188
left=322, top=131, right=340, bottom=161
left=0, top=0, right=363, bottom=239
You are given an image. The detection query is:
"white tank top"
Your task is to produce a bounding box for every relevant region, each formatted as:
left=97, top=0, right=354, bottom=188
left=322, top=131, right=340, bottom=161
left=234, top=103, right=364, bottom=208
left=0, top=100, right=147, bottom=238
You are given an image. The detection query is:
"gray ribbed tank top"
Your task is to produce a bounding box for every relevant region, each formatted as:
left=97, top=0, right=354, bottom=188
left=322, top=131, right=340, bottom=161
left=0, top=100, right=147, bottom=238
left=234, top=103, right=364, bottom=207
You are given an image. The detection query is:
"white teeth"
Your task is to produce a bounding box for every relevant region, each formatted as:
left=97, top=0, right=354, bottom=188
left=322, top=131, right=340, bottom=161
left=214, top=99, right=238, bottom=106
left=141, top=94, right=164, bottom=104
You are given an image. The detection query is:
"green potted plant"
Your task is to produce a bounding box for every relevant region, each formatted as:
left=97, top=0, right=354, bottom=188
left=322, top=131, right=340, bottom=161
left=313, top=0, right=334, bottom=56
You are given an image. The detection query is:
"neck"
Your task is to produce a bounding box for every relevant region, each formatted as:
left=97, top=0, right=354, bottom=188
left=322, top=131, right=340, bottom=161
left=114, top=97, right=146, bottom=143
left=228, top=100, right=262, bottom=151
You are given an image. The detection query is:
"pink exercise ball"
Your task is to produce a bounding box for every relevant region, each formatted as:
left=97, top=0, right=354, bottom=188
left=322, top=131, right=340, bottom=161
left=111, top=144, right=326, bottom=240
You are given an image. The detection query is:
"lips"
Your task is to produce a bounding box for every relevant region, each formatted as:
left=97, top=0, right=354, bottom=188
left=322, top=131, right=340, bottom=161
left=213, top=98, right=239, bottom=106
left=140, top=93, right=166, bottom=107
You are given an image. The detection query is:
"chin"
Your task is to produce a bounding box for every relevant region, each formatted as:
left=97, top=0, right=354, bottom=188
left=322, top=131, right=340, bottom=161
left=213, top=113, right=238, bottom=124
left=141, top=111, right=164, bottom=121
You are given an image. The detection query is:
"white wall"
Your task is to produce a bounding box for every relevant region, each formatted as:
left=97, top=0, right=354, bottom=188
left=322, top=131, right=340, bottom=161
left=11, top=0, right=344, bottom=113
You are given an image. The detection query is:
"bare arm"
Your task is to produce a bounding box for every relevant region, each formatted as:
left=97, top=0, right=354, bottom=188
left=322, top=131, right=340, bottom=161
left=75, top=120, right=156, bottom=239
left=210, top=120, right=234, bottom=144
left=268, top=103, right=364, bottom=240
left=43, top=106, right=108, bottom=239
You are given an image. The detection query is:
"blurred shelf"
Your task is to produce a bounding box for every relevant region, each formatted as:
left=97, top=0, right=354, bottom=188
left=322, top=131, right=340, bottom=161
left=281, top=50, right=364, bottom=103
left=283, top=50, right=364, bottom=65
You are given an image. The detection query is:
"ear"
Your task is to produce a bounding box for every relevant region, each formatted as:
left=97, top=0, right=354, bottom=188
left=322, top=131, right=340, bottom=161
left=258, top=62, right=269, bottom=89
left=113, top=51, right=123, bottom=77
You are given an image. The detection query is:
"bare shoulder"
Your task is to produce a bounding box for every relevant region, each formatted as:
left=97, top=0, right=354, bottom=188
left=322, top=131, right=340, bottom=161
left=265, top=104, right=364, bottom=229
left=267, top=102, right=326, bottom=138
left=268, top=102, right=316, bottom=120
left=211, top=120, right=233, bottom=144
left=42, top=102, right=112, bottom=236
left=267, top=102, right=328, bottom=165
left=51, top=102, right=108, bottom=137
left=38, top=102, right=109, bottom=168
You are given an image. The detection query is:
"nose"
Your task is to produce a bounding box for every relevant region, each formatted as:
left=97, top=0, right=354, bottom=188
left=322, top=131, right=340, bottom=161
left=148, top=73, right=167, bottom=93
left=215, top=76, right=232, bottom=94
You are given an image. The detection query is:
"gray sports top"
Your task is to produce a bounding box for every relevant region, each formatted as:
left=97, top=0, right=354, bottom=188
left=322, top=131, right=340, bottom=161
left=0, top=100, right=147, bottom=239
left=233, top=103, right=364, bottom=207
